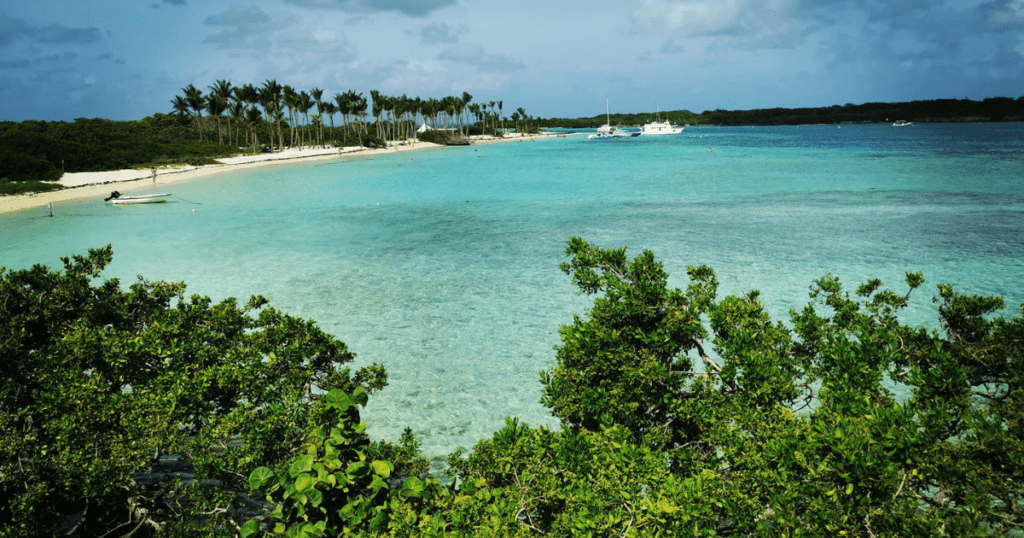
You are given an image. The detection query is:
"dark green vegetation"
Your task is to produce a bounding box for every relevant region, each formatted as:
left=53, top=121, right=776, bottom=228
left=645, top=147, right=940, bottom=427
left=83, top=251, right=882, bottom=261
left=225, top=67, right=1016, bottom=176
left=0, top=116, right=237, bottom=193
left=537, top=96, right=1024, bottom=128
left=4, top=238, right=1023, bottom=536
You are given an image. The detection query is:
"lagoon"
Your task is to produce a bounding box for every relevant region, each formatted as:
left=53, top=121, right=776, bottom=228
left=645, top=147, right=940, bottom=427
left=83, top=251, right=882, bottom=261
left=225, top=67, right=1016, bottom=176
left=2, top=123, right=1022, bottom=464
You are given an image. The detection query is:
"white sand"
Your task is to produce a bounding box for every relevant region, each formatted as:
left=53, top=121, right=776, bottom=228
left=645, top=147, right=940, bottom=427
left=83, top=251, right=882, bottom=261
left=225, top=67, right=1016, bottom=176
left=1, top=132, right=557, bottom=215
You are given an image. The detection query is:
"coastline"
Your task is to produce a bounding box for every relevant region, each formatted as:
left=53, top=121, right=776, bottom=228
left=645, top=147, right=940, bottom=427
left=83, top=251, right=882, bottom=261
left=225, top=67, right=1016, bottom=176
left=0, top=132, right=554, bottom=215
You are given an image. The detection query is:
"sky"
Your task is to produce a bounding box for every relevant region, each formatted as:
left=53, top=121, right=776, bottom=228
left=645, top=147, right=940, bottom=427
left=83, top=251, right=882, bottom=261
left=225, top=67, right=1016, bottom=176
left=2, top=0, right=1023, bottom=122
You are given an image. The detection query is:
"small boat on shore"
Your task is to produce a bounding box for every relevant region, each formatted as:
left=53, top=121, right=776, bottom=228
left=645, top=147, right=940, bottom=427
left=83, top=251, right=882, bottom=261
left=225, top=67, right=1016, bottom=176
left=105, top=191, right=171, bottom=204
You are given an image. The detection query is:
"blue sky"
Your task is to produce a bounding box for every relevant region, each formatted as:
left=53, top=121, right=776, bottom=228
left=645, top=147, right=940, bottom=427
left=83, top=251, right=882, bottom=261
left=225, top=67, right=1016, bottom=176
left=2, top=0, right=1023, bottom=121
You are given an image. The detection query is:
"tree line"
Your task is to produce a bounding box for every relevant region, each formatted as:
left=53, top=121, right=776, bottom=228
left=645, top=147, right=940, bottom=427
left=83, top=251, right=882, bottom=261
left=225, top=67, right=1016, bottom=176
left=535, top=96, right=1024, bottom=128
left=3, top=239, right=1023, bottom=536
left=169, top=79, right=537, bottom=152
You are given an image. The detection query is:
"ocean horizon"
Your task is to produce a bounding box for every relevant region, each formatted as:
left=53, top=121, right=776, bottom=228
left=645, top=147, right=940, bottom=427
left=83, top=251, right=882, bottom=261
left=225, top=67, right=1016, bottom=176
left=2, top=123, right=1022, bottom=465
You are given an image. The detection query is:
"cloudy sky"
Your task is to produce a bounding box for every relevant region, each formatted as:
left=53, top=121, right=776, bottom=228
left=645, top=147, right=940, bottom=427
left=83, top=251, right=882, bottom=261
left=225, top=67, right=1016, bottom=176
left=2, top=0, right=1023, bottom=122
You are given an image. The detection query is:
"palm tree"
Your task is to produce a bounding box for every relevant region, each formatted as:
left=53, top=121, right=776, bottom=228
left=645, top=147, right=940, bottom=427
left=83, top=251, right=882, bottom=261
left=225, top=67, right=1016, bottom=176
left=353, top=94, right=369, bottom=139
left=206, top=95, right=227, bottom=145
left=498, top=100, right=504, bottom=135
left=171, top=95, right=190, bottom=118
left=370, top=90, right=384, bottom=140
left=311, top=88, right=324, bottom=147
left=424, top=98, right=439, bottom=130
left=322, top=101, right=337, bottom=146
left=283, top=86, right=298, bottom=148
left=228, top=101, right=245, bottom=147
left=182, top=84, right=207, bottom=142
left=460, top=91, right=473, bottom=136
left=209, top=79, right=233, bottom=145
left=245, top=106, right=263, bottom=153
left=235, top=83, right=260, bottom=150
left=261, top=80, right=284, bottom=150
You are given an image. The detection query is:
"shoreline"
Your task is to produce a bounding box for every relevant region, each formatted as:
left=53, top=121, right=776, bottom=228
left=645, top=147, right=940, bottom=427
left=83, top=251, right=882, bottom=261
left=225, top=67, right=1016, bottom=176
left=0, top=132, right=556, bottom=215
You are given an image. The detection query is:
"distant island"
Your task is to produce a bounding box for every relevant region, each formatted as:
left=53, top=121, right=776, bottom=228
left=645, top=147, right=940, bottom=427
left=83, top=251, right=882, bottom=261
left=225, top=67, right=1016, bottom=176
left=535, top=96, right=1024, bottom=128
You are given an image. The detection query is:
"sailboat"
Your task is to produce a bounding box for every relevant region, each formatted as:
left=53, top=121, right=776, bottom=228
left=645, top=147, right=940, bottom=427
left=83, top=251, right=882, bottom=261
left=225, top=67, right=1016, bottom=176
left=640, top=102, right=683, bottom=135
left=588, top=99, right=637, bottom=139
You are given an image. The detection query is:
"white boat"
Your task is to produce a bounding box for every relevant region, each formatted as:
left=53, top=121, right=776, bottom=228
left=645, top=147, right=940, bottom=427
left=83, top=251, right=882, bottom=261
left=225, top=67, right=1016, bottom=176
left=588, top=99, right=637, bottom=139
left=640, top=103, right=683, bottom=136
left=105, top=191, right=171, bottom=204
left=640, top=120, right=683, bottom=136
left=892, top=120, right=913, bottom=127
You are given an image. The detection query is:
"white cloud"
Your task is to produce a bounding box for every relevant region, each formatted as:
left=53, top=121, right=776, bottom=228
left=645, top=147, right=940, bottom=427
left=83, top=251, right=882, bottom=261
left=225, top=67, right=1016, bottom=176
left=438, top=43, right=524, bottom=72
left=281, top=0, right=457, bottom=18
left=203, top=5, right=282, bottom=50
left=632, top=0, right=809, bottom=49
left=988, top=0, right=1024, bottom=30
left=419, top=22, right=468, bottom=45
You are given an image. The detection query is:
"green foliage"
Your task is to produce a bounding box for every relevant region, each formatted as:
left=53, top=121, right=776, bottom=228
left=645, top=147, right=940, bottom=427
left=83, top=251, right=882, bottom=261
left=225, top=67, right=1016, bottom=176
left=0, top=247, right=387, bottom=537
left=6, top=238, right=1024, bottom=536
left=407, top=237, right=1024, bottom=536
left=0, top=116, right=238, bottom=184
left=368, top=428, right=432, bottom=484
left=0, top=179, right=64, bottom=195
left=0, top=146, right=63, bottom=183
left=416, top=130, right=470, bottom=146
left=244, top=388, right=440, bottom=538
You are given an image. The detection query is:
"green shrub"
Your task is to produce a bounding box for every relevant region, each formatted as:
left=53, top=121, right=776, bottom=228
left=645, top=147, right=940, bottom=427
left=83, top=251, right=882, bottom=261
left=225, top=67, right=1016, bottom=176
left=416, top=130, right=470, bottom=146
left=0, top=147, right=62, bottom=183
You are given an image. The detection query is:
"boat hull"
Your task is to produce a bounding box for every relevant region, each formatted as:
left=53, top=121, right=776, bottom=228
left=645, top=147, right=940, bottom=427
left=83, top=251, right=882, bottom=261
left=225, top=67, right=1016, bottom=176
left=109, top=193, right=171, bottom=204
left=640, top=121, right=683, bottom=135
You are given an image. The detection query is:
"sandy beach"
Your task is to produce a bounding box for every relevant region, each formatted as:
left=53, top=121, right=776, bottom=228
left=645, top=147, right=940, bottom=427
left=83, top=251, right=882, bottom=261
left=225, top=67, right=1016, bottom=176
left=0, top=132, right=557, bottom=215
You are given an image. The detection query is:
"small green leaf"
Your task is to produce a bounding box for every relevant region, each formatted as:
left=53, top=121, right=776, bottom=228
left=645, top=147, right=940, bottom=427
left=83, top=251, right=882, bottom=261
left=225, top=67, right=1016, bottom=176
left=352, top=387, right=368, bottom=407
left=326, top=389, right=353, bottom=411
left=370, top=460, right=393, bottom=478
left=308, top=488, right=323, bottom=507
left=240, top=519, right=261, bottom=538
left=290, top=455, right=315, bottom=478
left=346, top=461, right=368, bottom=477
left=249, top=466, right=276, bottom=491
left=401, top=477, right=426, bottom=499
left=295, top=473, right=315, bottom=492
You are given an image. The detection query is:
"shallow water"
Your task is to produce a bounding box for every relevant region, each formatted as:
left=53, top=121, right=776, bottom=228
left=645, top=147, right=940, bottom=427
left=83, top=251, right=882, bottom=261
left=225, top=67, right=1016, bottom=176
left=2, top=123, right=1023, bottom=461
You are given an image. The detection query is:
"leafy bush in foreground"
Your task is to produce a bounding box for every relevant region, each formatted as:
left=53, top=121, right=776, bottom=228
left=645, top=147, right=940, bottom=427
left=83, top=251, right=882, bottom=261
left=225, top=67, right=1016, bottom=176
left=407, top=238, right=1022, bottom=536
left=0, top=246, right=387, bottom=537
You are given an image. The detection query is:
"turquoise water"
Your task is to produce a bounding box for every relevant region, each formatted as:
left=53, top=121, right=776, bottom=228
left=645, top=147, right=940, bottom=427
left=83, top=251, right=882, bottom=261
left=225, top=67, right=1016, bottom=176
left=2, top=123, right=1023, bottom=462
